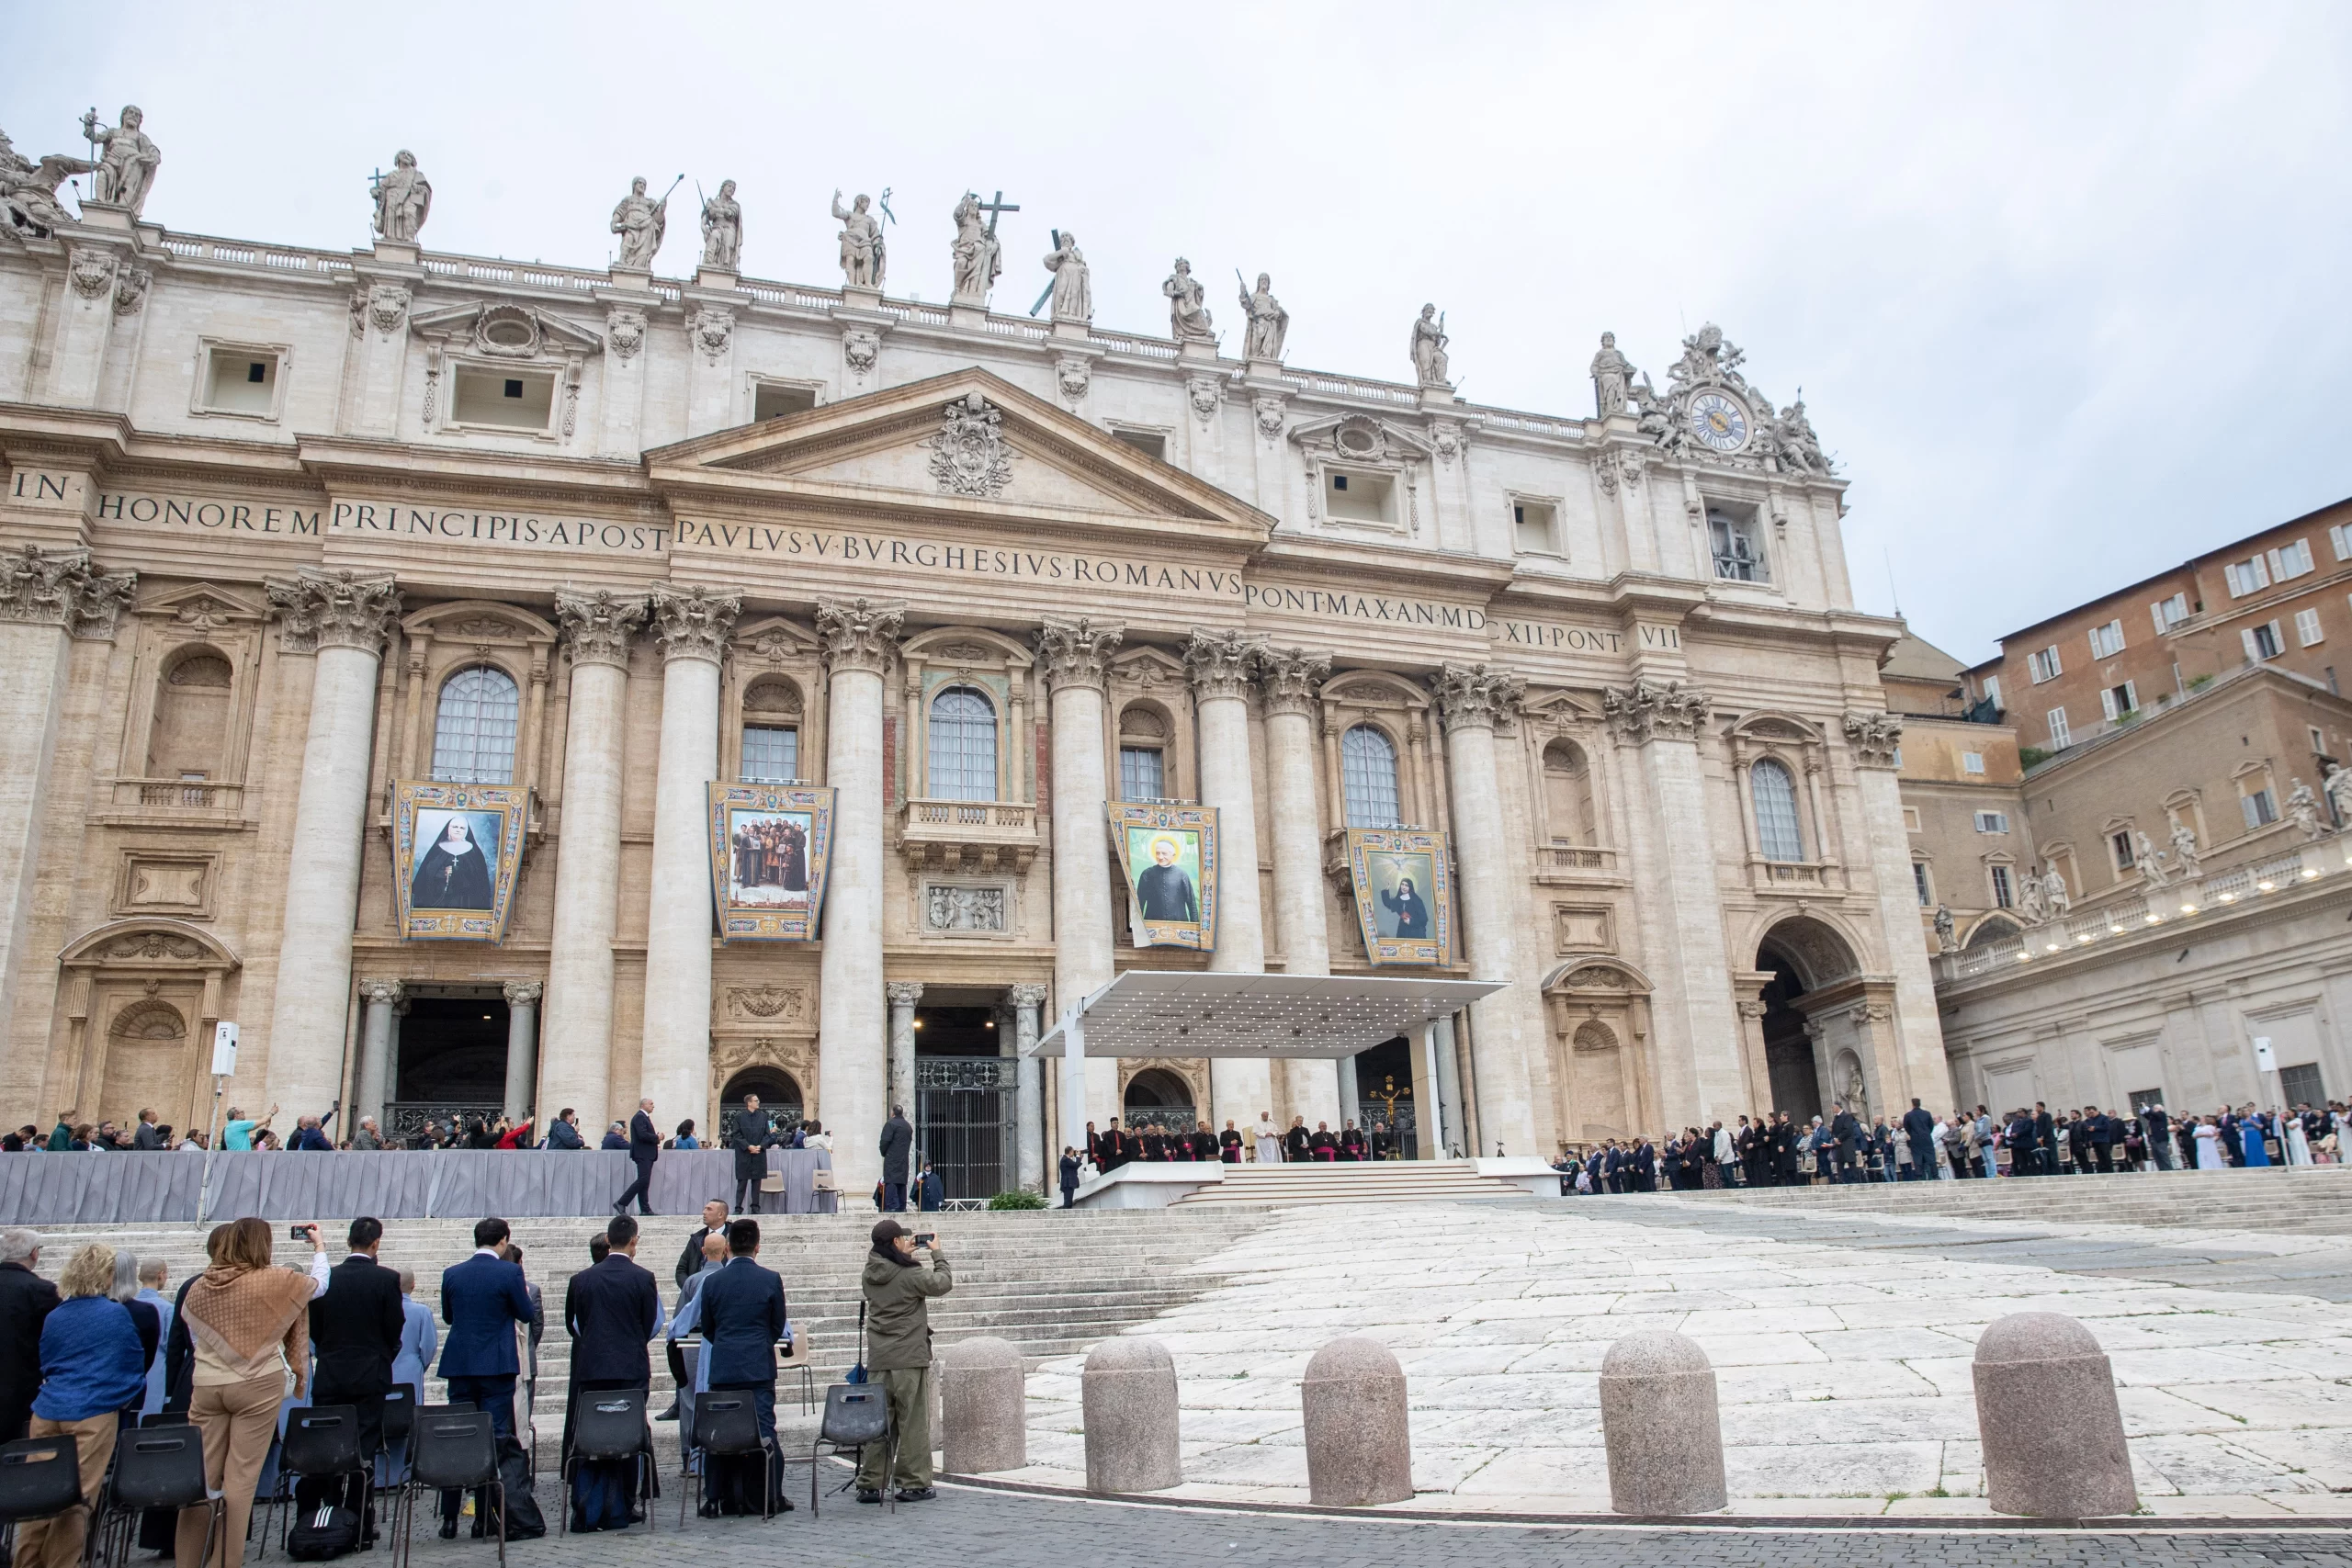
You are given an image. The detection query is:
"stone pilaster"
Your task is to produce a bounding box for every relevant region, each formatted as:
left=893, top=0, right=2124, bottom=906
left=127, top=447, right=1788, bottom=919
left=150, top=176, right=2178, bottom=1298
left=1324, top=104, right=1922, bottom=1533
left=538, top=588, right=647, bottom=1134
left=263, top=569, right=401, bottom=1116
left=1012, top=981, right=1050, bottom=1194
left=1434, top=661, right=1539, bottom=1155
left=1037, top=615, right=1124, bottom=1126
left=502, top=980, right=542, bottom=1122
left=1254, top=644, right=1343, bottom=1129
left=887, top=981, right=924, bottom=1122
left=354, top=978, right=404, bottom=1128
left=1185, top=629, right=1273, bottom=1129
left=816, top=596, right=902, bottom=1195
left=1603, top=678, right=1746, bottom=1123
left=1843, top=709, right=1947, bottom=1100
left=0, top=547, right=134, bottom=1063
left=639, top=585, right=739, bottom=1134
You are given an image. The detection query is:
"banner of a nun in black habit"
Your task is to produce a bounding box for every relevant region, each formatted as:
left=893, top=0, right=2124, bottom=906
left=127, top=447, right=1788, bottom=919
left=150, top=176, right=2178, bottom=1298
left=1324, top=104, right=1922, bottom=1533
left=1342, top=826, right=1453, bottom=966
left=391, top=782, right=530, bottom=941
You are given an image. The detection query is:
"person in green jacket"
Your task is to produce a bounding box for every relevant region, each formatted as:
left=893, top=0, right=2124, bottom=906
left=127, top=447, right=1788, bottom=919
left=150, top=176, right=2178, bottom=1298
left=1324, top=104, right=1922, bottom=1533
left=855, top=1218, right=954, bottom=1504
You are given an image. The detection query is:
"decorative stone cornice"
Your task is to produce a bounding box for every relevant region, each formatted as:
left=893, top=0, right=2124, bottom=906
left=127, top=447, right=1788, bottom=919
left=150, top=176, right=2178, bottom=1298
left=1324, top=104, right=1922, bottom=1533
left=0, top=545, right=136, bottom=640
left=1432, top=662, right=1525, bottom=733
left=358, top=976, right=405, bottom=1010
left=555, top=587, right=649, bottom=670
left=814, top=596, right=905, bottom=675
left=1009, top=982, right=1051, bottom=1010
left=1035, top=616, right=1125, bottom=694
left=1183, top=627, right=1260, bottom=704
left=1842, top=709, right=1905, bottom=769
left=265, top=569, right=401, bottom=656
left=649, top=584, right=741, bottom=665
left=1253, top=645, right=1331, bottom=718
left=885, top=981, right=925, bottom=1008
left=1601, top=679, right=1711, bottom=744
left=502, top=980, right=543, bottom=1008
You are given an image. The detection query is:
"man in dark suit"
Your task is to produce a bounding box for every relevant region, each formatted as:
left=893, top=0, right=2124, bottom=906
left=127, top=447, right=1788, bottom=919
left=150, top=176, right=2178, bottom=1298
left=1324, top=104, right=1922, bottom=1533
left=561, top=1213, right=662, bottom=1500
left=690, top=1220, right=791, bottom=1513
left=0, top=1228, right=59, bottom=1443
left=877, top=1105, right=912, bottom=1213
left=2033, top=1101, right=2057, bottom=1175
left=729, top=1095, right=774, bottom=1215
left=437, top=1217, right=537, bottom=1538
left=674, top=1200, right=730, bottom=1290
left=1900, top=1098, right=1936, bottom=1181
left=307, top=1216, right=404, bottom=1528
left=615, top=1098, right=659, bottom=1216
left=1829, top=1102, right=1863, bottom=1184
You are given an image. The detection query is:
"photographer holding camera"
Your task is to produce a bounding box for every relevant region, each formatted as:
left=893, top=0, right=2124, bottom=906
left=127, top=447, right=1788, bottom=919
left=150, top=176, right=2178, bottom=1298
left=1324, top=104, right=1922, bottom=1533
left=854, top=1219, right=953, bottom=1505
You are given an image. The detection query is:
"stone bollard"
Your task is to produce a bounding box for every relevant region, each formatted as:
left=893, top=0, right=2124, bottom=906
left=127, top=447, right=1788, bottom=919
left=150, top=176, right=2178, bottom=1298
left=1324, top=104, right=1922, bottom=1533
left=940, top=1336, right=1026, bottom=1473
left=1598, top=1331, right=1727, bottom=1516
left=1973, top=1312, right=2136, bottom=1517
left=1081, top=1336, right=1182, bottom=1494
left=1300, top=1336, right=1413, bottom=1506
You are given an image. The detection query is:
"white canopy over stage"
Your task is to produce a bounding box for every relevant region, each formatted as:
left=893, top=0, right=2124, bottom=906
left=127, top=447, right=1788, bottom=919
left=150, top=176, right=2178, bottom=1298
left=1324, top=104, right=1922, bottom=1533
left=1032, top=971, right=1506, bottom=1060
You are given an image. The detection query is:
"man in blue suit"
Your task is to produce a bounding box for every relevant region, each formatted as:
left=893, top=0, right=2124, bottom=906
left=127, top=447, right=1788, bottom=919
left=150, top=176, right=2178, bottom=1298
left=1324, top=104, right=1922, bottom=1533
left=689, top=1219, right=791, bottom=1513
left=437, top=1217, right=537, bottom=1538
left=614, top=1098, right=659, bottom=1216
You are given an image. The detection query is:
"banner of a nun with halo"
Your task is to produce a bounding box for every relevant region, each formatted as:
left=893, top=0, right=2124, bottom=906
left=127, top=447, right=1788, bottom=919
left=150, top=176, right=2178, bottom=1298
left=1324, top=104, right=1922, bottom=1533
left=1342, top=825, right=1453, bottom=967
left=391, top=782, right=530, bottom=942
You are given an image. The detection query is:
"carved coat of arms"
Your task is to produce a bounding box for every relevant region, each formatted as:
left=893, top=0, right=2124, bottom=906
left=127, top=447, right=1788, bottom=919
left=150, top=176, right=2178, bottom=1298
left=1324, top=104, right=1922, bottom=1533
left=928, top=393, right=1014, bottom=498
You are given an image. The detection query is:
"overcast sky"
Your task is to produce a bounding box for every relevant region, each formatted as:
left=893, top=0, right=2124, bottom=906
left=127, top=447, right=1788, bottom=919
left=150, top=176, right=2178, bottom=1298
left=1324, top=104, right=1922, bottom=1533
left=17, top=2, right=2349, bottom=663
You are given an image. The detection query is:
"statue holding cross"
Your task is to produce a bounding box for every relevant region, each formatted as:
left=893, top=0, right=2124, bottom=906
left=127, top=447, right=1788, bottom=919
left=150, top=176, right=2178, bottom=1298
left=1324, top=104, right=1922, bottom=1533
left=950, top=188, right=1016, bottom=307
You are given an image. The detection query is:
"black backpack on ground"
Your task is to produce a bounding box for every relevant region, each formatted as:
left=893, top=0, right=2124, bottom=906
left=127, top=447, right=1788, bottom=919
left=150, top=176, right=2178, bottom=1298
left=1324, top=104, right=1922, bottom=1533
left=285, top=1504, right=360, bottom=1562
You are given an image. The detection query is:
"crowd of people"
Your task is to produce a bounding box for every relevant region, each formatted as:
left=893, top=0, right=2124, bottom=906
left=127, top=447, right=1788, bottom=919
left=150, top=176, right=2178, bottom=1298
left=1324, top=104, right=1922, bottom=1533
left=1555, top=1099, right=2352, bottom=1192
left=0, top=1198, right=953, bottom=1560
left=1054, top=1111, right=1409, bottom=1203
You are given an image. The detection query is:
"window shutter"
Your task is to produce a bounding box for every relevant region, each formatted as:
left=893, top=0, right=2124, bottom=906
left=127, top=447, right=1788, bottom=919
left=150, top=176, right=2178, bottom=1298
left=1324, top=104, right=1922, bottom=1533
left=2244, top=794, right=2262, bottom=829
left=2245, top=627, right=2262, bottom=660
left=2151, top=603, right=2167, bottom=635
left=2099, top=688, right=2118, bottom=721
left=2334, top=524, right=2352, bottom=561
left=2121, top=681, right=2136, bottom=711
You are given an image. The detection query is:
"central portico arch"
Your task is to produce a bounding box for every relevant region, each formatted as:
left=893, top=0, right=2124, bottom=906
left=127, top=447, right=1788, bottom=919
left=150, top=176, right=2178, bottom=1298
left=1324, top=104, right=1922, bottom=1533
left=1743, top=912, right=1893, bottom=1126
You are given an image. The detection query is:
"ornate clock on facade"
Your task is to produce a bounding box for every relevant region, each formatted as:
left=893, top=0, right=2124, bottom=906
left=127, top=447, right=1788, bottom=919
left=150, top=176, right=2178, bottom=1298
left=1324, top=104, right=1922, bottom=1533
left=1688, top=390, right=1749, bottom=453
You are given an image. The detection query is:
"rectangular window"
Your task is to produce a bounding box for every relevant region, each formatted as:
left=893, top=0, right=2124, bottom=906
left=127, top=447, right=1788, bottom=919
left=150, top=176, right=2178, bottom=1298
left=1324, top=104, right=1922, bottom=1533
left=2099, top=681, right=2137, bottom=721
left=1112, top=429, right=1168, bottom=462
left=450, top=366, right=555, bottom=430
left=1326, top=468, right=1396, bottom=525
left=1912, top=862, right=1932, bottom=907
left=1511, top=500, right=1559, bottom=554
left=752, top=382, right=818, bottom=422
left=2298, top=607, right=2324, bottom=647
left=2244, top=621, right=2283, bottom=660
left=1708, top=505, right=1769, bottom=583
left=2225, top=557, right=2271, bottom=597
left=1989, top=865, right=2014, bottom=908
left=1962, top=750, right=1985, bottom=774
left=1981, top=674, right=2002, bottom=710
left=200, top=347, right=281, bottom=416
left=2111, top=829, right=2135, bottom=870
left=2281, top=1062, right=2326, bottom=1109
left=2268, top=539, right=2315, bottom=581
left=1903, top=806, right=1923, bottom=832
left=2047, top=707, right=2072, bottom=748
left=739, top=725, right=798, bottom=784
left=1974, top=810, right=2009, bottom=834
left=1118, top=746, right=1164, bottom=802
left=2087, top=619, right=2126, bottom=660
left=2028, top=647, right=2062, bottom=683
left=2310, top=725, right=2327, bottom=756
left=2150, top=592, right=2189, bottom=633
left=2243, top=787, right=2278, bottom=828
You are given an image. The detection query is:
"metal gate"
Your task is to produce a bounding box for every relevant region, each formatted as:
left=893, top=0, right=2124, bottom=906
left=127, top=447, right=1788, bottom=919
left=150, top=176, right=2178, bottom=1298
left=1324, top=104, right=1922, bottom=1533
left=915, top=1056, right=1016, bottom=1201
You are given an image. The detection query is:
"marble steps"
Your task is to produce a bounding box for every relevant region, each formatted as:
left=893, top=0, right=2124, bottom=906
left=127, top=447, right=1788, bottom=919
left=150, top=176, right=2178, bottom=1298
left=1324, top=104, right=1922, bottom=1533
left=1614, top=1167, right=2352, bottom=1232
left=1170, top=1161, right=1536, bottom=1205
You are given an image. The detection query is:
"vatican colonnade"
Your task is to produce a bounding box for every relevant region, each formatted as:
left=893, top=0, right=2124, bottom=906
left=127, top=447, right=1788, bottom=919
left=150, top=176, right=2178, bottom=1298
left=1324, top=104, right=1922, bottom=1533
left=0, top=119, right=1947, bottom=1197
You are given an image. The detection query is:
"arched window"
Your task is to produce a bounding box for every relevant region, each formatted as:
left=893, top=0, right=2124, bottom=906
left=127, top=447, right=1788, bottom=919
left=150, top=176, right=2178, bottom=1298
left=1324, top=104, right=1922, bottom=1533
left=432, top=665, right=521, bottom=784
left=1543, top=739, right=1598, bottom=844
left=1340, top=724, right=1401, bottom=828
left=1750, top=757, right=1804, bottom=862
left=927, top=685, right=997, bottom=801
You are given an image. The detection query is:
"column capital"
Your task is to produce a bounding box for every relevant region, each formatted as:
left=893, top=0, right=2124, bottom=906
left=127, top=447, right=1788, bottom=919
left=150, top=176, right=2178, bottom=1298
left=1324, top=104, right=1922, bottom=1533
left=358, top=976, right=406, bottom=1009
left=0, top=544, right=137, bottom=640
left=1252, top=646, right=1330, bottom=717
left=815, top=596, right=904, bottom=675
left=649, top=583, right=741, bottom=665
left=502, top=980, right=544, bottom=1008
left=1035, top=615, right=1124, bottom=694
left=266, top=568, right=401, bottom=656
left=1183, top=626, right=1260, bottom=703
left=1841, top=708, right=1904, bottom=769
left=1008, top=982, right=1051, bottom=1009
left=1601, top=677, right=1711, bottom=744
left=884, top=980, right=925, bottom=1008
left=556, top=586, right=650, bottom=669
left=1433, top=661, right=1525, bottom=733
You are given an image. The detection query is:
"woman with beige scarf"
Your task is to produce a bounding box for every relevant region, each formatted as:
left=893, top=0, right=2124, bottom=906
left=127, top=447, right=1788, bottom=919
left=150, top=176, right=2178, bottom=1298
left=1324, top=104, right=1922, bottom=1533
left=175, top=1216, right=331, bottom=1568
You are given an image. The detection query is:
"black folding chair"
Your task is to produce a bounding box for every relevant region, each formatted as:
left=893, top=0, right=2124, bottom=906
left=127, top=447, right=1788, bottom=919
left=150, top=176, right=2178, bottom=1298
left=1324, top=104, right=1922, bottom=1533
left=0, top=1436, right=85, bottom=1565
left=398, top=1413, right=502, bottom=1568
left=92, top=1425, right=217, bottom=1568
left=680, top=1396, right=772, bottom=1526
left=561, top=1389, right=653, bottom=1535
left=258, top=1404, right=364, bottom=1558
left=808, top=1382, right=891, bottom=1518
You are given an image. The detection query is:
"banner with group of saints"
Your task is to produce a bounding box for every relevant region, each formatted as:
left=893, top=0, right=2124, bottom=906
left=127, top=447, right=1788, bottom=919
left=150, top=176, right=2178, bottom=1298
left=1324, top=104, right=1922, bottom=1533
left=706, top=783, right=839, bottom=941
left=1109, top=803, right=1221, bottom=951
left=1342, top=826, right=1453, bottom=967
left=390, top=782, right=531, bottom=942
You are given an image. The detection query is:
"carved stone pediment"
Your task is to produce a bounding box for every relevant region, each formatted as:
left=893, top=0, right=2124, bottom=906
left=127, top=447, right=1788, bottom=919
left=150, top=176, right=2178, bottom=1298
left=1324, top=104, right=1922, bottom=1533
left=409, top=299, right=605, bottom=358
left=137, top=582, right=266, bottom=630
left=1286, top=412, right=1436, bottom=469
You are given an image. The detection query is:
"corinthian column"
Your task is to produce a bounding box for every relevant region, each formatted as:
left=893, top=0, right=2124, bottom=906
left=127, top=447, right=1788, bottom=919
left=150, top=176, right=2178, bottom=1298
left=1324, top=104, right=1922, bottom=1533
left=886, top=980, right=923, bottom=1120
left=353, top=978, right=404, bottom=1127
left=0, top=547, right=131, bottom=1089
left=539, top=588, right=647, bottom=1134
left=1037, top=615, right=1124, bottom=1125
left=502, top=981, right=542, bottom=1122
left=1011, top=981, right=1050, bottom=1192
left=639, top=584, right=739, bottom=1134
left=1184, top=629, right=1273, bottom=1130
left=263, top=569, right=401, bottom=1115
left=1434, top=662, right=1539, bottom=1155
left=1254, top=645, right=1342, bottom=1129
left=1843, top=710, right=1945, bottom=1100
left=816, top=596, right=902, bottom=1196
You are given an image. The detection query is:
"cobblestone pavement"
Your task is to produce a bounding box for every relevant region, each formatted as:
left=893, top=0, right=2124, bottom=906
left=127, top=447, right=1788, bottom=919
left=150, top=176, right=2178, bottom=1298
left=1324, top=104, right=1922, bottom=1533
left=379, top=1475, right=2352, bottom=1567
